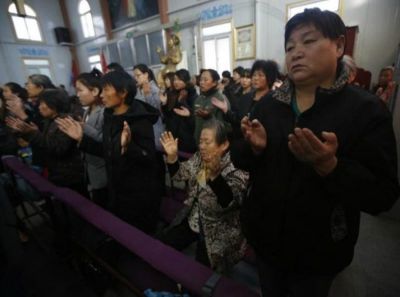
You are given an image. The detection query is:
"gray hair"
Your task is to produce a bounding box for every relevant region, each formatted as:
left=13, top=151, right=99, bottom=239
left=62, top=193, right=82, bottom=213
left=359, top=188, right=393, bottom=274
left=28, top=74, right=55, bottom=89
left=202, top=119, right=228, bottom=145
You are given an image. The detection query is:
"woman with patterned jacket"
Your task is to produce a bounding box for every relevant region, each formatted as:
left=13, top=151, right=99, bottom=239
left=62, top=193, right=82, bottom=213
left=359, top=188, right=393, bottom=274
left=159, top=119, right=249, bottom=273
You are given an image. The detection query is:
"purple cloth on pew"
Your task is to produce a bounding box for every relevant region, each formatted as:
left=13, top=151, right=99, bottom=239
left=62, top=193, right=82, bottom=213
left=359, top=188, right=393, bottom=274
left=52, top=187, right=259, bottom=297
left=1, top=156, right=56, bottom=195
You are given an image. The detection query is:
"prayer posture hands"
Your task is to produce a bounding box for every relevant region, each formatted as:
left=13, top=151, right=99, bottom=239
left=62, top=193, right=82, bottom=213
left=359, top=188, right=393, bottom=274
left=204, top=153, right=221, bottom=181
left=173, top=106, right=190, bottom=117
left=56, top=116, right=83, bottom=141
left=120, top=121, right=131, bottom=155
left=160, top=131, right=178, bottom=163
left=288, top=128, right=338, bottom=176
left=57, top=117, right=132, bottom=155
left=211, top=97, right=228, bottom=114
left=6, top=117, right=38, bottom=133
left=241, top=116, right=267, bottom=154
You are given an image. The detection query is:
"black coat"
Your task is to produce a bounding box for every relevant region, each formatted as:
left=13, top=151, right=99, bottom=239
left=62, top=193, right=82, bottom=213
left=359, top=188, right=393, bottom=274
left=79, top=99, right=161, bottom=233
left=162, top=87, right=197, bottom=153
left=232, top=80, right=399, bottom=275
left=223, top=90, right=260, bottom=139
left=25, top=117, right=84, bottom=187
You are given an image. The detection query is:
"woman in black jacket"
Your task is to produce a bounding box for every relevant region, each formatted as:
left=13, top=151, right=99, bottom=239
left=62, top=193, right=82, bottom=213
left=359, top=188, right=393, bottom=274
left=212, top=60, right=279, bottom=140
left=232, top=8, right=399, bottom=297
left=57, top=71, right=161, bottom=234
left=6, top=89, right=84, bottom=192
left=160, top=69, right=197, bottom=153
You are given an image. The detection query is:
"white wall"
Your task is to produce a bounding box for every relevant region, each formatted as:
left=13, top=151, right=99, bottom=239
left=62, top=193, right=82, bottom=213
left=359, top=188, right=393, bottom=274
left=342, top=0, right=400, bottom=84
left=0, top=0, right=71, bottom=87
left=254, top=0, right=400, bottom=82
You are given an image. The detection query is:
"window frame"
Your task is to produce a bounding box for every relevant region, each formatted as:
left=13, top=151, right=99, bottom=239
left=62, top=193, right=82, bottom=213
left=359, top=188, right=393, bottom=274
left=286, top=0, right=342, bottom=21
left=8, top=3, right=44, bottom=43
left=88, top=54, right=101, bottom=71
left=201, top=20, right=233, bottom=75
left=22, top=57, right=53, bottom=80
left=78, top=0, right=96, bottom=38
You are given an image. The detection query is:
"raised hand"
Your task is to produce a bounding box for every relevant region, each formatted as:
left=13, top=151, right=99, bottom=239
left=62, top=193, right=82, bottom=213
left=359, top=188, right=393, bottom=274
left=6, top=117, right=37, bottom=133
left=288, top=128, right=338, bottom=176
left=173, top=106, right=190, bottom=117
left=6, top=95, right=28, bottom=120
left=160, top=131, right=178, bottom=163
left=55, top=116, right=83, bottom=141
left=241, top=116, right=267, bottom=154
left=211, top=97, right=228, bottom=114
left=120, top=121, right=131, bottom=155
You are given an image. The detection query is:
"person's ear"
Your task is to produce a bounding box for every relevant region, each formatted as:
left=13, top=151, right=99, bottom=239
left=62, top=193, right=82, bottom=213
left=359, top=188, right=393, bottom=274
left=91, top=87, right=100, bottom=97
left=118, top=89, right=128, bottom=101
left=220, top=140, right=229, bottom=153
left=336, top=35, right=345, bottom=58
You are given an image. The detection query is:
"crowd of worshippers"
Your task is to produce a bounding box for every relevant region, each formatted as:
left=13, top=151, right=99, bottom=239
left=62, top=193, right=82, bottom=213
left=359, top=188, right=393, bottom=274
left=0, top=8, right=399, bottom=297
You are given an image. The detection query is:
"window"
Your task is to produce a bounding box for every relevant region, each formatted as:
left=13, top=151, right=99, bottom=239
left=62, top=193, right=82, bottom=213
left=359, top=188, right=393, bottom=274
left=202, top=22, right=232, bottom=75
left=287, top=0, right=340, bottom=20
left=88, top=54, right=101, bottom=70
left=23, top=58, right=52, bottom=79
left=8, top=3, right=42, bottom=41
left=79, top=0, right=95, bottom=38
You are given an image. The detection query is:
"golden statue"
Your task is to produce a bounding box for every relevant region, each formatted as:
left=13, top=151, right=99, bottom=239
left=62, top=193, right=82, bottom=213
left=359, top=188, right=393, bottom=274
left=156, top=34, right=182, bottom=87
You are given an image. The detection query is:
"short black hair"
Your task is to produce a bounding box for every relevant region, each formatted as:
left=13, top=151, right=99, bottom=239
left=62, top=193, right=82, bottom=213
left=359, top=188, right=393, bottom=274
left=203, top=69, right=220, bottom=83
left=242, top=68, right=252, bottom=78
left=202, top=119, right=228, bottom=146
left=222, top=70, right=231, bottom=79
left=107, top=62, right=125, bottom=73
left=4, top=82, right=28, bottom=102
left=233, top=66, right=244, bottom=77
left=250, top=60, right=280, bottom=89
left=285, top=8, right=346, bottom=52
left=133, top=64, right=156, bottom=81
left=38, top=89, right=70, bottom=114
left=101, top=71, right=136, bottom=105
left=175, top=69, right=192, bottom=87
left=77, top=68, right=102, bottom=91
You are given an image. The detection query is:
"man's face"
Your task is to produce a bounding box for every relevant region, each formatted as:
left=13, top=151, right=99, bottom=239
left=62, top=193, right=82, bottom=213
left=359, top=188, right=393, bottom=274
left=285, top=24, right=344, bottom=88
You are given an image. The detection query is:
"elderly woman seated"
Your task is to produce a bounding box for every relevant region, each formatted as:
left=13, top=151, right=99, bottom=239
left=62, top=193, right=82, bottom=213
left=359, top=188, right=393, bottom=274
left=159, top=119, right=249, bottom=273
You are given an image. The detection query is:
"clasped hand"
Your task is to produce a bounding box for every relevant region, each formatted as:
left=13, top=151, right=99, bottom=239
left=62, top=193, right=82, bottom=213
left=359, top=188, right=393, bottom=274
left=241, top=116, right=338, bottom=176
left=288, top=128, right=338, bottom=176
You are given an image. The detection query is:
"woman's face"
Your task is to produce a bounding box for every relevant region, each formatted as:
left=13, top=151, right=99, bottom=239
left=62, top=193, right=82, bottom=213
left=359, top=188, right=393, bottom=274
left=39, top=101, right=57, bottom=118
left=240, top=76, right=252, bottom=90
left=75, top=80, right=99, bottom=107
left=133, top=69, right=149, bottom=87
left=252, top=70, right=268, bottom=90
left=164, top=77, right=172, bottom=89
left=100, top=84, right=126, bottom=109
left=285, top=24, right=344, bottom=88
left=200, top=71, right=217, bottom=93
left=2, top=86, right=14, bottom=100
left=26, top=79, right=43, bottom=98
left=173, top=75, right=186, bottom=91
left=199, top=128, right=227, bottom=163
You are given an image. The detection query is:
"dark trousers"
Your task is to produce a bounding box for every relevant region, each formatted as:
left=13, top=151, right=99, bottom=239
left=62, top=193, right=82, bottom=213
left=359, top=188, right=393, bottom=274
left=157, top=219, right=210, bottom=267
left=257, top=257, right=334, bottom=297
